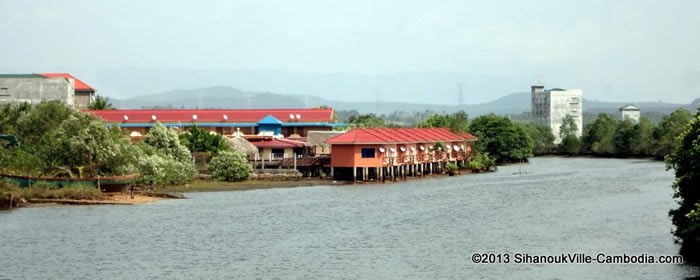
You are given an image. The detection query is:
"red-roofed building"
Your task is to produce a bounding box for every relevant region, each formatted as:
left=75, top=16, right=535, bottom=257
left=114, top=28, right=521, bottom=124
left=39, top=73, right=96, bottom=109
left=0, top=73, right=96, bottom=109
left=248, top=137, right=306, bottom=159
left=86, top=108, right=345, bottom=138
left=325, top=128, right=477, bottom=181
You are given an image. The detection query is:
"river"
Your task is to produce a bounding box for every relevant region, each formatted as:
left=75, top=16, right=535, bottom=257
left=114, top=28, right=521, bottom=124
left=1, top=157, right=698, bottom=279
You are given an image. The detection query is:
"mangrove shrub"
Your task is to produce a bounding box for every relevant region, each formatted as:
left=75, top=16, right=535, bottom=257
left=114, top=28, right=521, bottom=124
left=208, top=151, right=252, bottom=182
left=667, top=109, right=700, bottom=261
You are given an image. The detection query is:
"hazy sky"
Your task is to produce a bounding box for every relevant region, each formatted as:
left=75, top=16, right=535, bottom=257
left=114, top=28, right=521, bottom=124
left=1, top=0, right=699, bottom=103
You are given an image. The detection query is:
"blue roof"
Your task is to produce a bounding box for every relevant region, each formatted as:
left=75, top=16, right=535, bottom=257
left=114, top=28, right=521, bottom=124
left=257, top=115, right=282, bottom=125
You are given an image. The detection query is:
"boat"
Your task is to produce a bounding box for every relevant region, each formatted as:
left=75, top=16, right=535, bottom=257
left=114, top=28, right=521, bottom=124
left=0, top=173, right=141, bottom=192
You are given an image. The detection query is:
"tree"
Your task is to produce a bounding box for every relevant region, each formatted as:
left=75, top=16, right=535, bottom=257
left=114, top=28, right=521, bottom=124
left=178, top=125, right=231, bottom=155
left=144, top=122, right=192, bottom=164
left=469, top=114, right=533, bottom=163
left=88, top=96, right=113, bottom=110
left=582, top=113, right=617, bottom=155
left=140, top=122, right=197, bottom=185
left=666, top=108, right=700, bottom=261
left=208, top=151, right=252, bottom=182
left=559, top=115, right=578, bottom=140
left=347, top=113, right=386, bottom=128
left=654, top=109, right=692, bottom=158
left=614, top=119, right=637, bottom=155
left=522, top=122, right=556, bottom=155
left=47, top=113, right=127, bottom=177
left=417, top=111, right=469, bottom=133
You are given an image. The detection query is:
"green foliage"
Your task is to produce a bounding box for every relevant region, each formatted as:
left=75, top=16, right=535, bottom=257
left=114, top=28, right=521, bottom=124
left=559, top=115, right=578, bottom=139
left=208, top=151, right=252, bottom=182
left=445, top=162, right=458, bottom=172
left=88, top=96, right=113, bottom=110
left=347, top=113, right=386, bottom=128
left=178, top=125, right=231, bottom=155
left=1, top=181, right=104, bottom=201
left=431, top=141, right=446, bottom=152
left=469, top=114, right=533, bottom=163
left=144, top=122, right=192, bottom=164
left=136, top=154, right=197, bottom=186
left=654, top=109, right=692, bottom=158
left=0, top=101, right=137, bottom=177
left=47, top=113, right=127, bottom=177
left=139, top=122, right=197, bottom=185
left=0, top=102, right=31, bottom=136
left=521, top=122, right=556, bottom=155
left=581, top=113, right=617, bottom=155
left=666, top=109, right=700, bottom=260
left=559, top=134, right=582, bottom=155
left=467, top=153, right=495, bottom=171
left=15, top=101, right=75, bottom=143
left=417, top=111, right=469, bottom=133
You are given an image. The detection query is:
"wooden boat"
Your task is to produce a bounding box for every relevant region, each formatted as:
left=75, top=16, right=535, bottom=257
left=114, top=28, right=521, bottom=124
left=0, top=173, right=140, bottom=192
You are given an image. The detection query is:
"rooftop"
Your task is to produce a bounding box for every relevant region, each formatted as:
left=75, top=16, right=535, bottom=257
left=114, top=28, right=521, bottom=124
left=249, top=138, right=306, bottom=149
left=0, top=73, right=95, bottom=92
left=326, top=128, right=477, bottom=144
left=86, top=108, right=337, bottom=124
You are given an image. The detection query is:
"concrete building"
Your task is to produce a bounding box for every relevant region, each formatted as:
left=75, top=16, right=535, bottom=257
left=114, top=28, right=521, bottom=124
left=619, top=104, right=640, bottom=122
left=0, top=74, right=75, bottom=107
left=0, top=73, right=96, bottom=109
left=39, top=73, right=96, bottom=109
left=531, top=85, right=583, bottom=143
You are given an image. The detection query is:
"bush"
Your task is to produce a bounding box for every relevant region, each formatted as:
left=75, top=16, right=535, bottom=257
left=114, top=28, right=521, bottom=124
left=468, top=153, right=495, bottom=171
left=445, top=163, right=458, bottom=173
left=208, top=151, right=252, bottom=182
left=137, top=154, right=197, bottom=186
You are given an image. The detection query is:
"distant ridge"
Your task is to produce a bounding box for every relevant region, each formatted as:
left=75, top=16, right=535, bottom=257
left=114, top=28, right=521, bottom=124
left=110, top=86, right=696, bottom=116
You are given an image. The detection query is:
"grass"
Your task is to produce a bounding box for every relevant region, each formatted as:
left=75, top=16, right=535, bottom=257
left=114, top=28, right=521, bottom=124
left=156, top=178, right=345, bottom=193
left=1, top=180, right=104, bottom=208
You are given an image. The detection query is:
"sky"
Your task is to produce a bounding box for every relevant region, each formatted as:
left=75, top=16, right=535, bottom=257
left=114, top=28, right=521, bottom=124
left=1, top=0, right=699, bottom=104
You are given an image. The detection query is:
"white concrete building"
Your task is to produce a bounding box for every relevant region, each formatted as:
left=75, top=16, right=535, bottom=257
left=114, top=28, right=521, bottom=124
left=619, top=104, right=640, bottom=122
left=531, top=85, right=583, bottom=143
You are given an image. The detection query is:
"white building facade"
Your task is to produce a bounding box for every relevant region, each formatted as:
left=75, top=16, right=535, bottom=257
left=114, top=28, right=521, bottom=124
left=619, top=104, right=640, bottom=122
left=531, top=85, right=583, bottom=144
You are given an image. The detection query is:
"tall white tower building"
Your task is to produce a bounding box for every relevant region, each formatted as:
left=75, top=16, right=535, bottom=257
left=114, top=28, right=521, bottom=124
left=531, top=85, right=583, bottom=144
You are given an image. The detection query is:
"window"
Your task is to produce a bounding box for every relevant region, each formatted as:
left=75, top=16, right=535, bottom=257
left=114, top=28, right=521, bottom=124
left=361, top=148, right=375, bottom=158
left=271, top=149, right=284, bottom=158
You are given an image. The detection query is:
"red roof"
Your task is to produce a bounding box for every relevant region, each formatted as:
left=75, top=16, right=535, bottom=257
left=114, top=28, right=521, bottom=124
left=249, top=138, right=305, bottom=148
left=85, top=109, right=335, bottom=123
left=326, top=128, right=477, bottom=144
left=39, top=73, right=95, bottom=92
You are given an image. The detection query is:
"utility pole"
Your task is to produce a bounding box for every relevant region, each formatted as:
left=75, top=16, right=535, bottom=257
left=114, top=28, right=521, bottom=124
left=458, top=84, right=464, bottom=110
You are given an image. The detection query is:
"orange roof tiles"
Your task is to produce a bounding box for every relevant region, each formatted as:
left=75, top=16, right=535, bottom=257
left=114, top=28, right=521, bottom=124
left=326, top=128, right=477, bottom=144
left=39, top=73, right=95, bottom=91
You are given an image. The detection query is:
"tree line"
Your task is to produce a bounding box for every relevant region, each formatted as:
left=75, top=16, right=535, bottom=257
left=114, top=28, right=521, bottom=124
left=0, top=101, right=251, bottom=187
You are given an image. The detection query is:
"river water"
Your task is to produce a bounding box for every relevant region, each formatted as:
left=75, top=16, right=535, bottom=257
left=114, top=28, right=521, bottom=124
left=1, top=157, right=698, bottom=279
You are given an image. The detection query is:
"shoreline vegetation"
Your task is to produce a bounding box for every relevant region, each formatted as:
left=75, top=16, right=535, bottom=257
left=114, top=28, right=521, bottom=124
left=1, top=101, right=698, bottom=263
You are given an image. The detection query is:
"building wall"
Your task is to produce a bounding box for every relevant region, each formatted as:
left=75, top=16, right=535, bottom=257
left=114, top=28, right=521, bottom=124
left=259, top=147, right=294, bottom=159
left=532, top=87, right=583, bottom=143
left=330, top=144, right=387, bottom=167
left=621, top=110, right=641, bottom=122
left=74, top=91, right=95, bottom=109
left=0, top=77, right=75, bottom=107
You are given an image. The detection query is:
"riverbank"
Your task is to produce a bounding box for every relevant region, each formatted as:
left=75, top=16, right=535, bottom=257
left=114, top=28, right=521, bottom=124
left=2, top=168, right=492, bottom=210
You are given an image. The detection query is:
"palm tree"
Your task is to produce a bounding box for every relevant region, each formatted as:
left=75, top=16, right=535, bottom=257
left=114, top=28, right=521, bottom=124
left=89, top=96, right=113, bottom=110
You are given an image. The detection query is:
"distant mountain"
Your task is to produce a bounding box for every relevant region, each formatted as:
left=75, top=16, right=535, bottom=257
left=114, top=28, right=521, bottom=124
left=110, top=86, right=696, bottom=116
